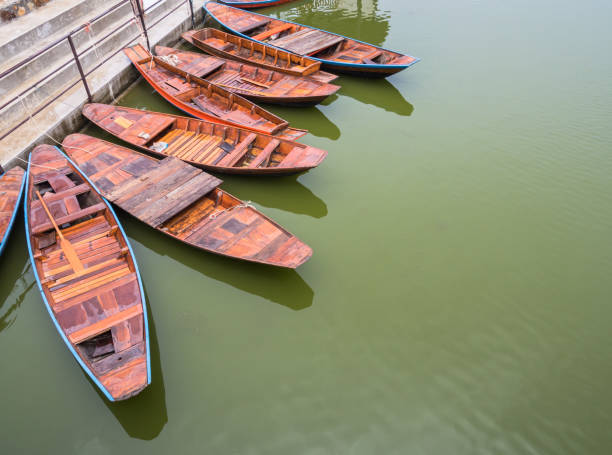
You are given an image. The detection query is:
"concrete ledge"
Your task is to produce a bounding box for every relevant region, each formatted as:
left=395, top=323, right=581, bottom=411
left=0, top=0, right=206, bottom=167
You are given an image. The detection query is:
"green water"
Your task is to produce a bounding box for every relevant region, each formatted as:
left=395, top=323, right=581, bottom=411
left=3, top=0, right=612, bottom=453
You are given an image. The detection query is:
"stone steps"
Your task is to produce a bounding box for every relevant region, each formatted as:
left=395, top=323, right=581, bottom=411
left=0, top=0, right=205, bottom=165
left=0, top=0, right=190, bottom=136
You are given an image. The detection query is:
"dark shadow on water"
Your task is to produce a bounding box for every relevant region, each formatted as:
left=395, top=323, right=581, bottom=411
left=93, top=301, right=168, bottom=440
left=0, top=217, right=35, bottom=333
left=337, top=77, right=414, bottom=116
left=221, top=173, right=327, bottom=219
left=122, top=215, right=314, bottom=311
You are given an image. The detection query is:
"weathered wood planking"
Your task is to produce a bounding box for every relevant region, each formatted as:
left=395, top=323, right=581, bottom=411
left=62, top=134, right=313, bottom=268
left=0, top=166, right=26, bottom=256
left=182, top=28, right=338, bottom=83
left=25, top=144, right=150, bottom=401
left=123, top=44, right=307, bottom=141
left=82, top=103, right=327, bottom=175
left=205, top=1, right=420, bottom=78
left=155, top=46, right=340, bottom=106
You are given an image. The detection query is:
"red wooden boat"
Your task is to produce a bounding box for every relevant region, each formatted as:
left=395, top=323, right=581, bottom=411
left=0, top=166, right=26, bottom=257
left=24, top=144, right=150, bottom=401
left=123, top=44, right=306, bottom=141
left=82, top=103, right=327, bottom=175
left=204, top=1, right=419, bottom=77
left=182, top=28, right=338, bottom=83
left=62, top=134, right=313, bottom=268
left=154, top=45, right=340, bottom=106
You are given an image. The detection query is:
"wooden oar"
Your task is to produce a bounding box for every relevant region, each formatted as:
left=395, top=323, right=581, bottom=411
left=35, top=190, right=85, bottom=274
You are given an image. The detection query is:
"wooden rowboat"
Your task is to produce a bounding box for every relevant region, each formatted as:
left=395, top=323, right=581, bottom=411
left=0, top=166, right=26, bottom=257
left=204, top=1, right=420, bottom=77
left=62, top=134, right=313, bottom=268
left=154, top=45, right=340, bottom=106
left=24, top=144, right=150, bottom=401
left=124, top=44, right=306, bottom=141
left=182, top=28, right=338, bottom=83
left=82, top=103, right=327, bottom=175
left=217, top=0, right=296, bottom=9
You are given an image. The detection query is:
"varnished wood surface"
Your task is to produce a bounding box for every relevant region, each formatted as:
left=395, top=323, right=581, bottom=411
left=25, top=144, right=149, bottom=401
left=205, top=1, right=419, bottom=77
left=155, top=46, right=340, bottom=106
left=123, top=44, right=307, bottom=141
left=61, top=134, right=313, bottom=268
left=0, top=166, right=26, bottom=254
left=182, top=28, right=338, bottom=83
left=82, top=103, right=327, bottom=175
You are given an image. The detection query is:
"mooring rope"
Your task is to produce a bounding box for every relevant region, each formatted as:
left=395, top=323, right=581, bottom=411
left=210, top=200, right=256, bottom=220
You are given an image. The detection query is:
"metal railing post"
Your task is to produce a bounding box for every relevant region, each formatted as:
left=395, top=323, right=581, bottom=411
left=131, top=0, right=151, bottom=51
left=187, top=0, right=195, bottom=28
left=67, top=35, right=92, bottom=102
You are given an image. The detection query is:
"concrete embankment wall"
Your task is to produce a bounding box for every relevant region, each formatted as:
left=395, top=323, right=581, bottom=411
left=0, top=0, right=207, bottom=167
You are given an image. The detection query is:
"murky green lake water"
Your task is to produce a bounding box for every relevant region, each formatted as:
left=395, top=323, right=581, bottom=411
left=3, top=0, right=612, bottom=453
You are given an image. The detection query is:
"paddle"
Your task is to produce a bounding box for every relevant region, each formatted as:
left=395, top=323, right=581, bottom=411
left=35, top=190, right=85, bottom=274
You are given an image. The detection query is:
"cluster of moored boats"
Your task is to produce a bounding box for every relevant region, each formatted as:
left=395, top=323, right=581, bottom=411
left=0, top=1, right=418, bottom=401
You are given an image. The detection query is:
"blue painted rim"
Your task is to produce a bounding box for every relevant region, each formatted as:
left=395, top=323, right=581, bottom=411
left=0, top=168, right=26, bottom=257
left=24, top=146, right=151, bottom=401
left=220, top=0, right=286, bottom=6
left=203, top=2, right=420, bottom=70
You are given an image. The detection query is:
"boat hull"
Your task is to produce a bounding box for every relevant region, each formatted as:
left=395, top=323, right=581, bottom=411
left=62, top=134, right=313, bottom=268
left=82, top=103, right=327, bottom=175
left=24, top=145, right=150, bottom=401
left=0, top=167, right=26, bottom=257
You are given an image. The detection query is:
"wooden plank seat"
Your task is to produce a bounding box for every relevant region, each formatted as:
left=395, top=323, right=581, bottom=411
left=68, top=303, right=142, bottom=344
left=252, top=23, right=294, bottom=41
left=30, top=184, right=90, bottom=209
left=234, top=17, right=271, bottom=34
left=32, top=202, right=106, bottom=234
left=267, top=29, right=344, bottom=56
left=104, top=157, right=222, bottom=228
left=248, top=139, right=279, bottom=168
left=217, top=133, right=256, bottom=167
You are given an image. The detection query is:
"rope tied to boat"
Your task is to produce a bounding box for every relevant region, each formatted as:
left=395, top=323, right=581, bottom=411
left=158, top=54, right=181, bottom=67
left=210, top=200, right=256, bottom=220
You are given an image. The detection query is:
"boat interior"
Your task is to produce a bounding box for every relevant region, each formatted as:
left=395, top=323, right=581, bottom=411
left=84, top=104, right=321, bottom=170
left=28, top=146, right=147, bottom=398
left=186, top=28, right=323, bottom=76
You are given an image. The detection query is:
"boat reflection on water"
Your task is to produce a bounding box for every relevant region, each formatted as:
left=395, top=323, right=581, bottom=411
left=94, top=303, right=168, bottom=440
left=338, top=77, right=414, bottom=116
left=0, top=220, right=34, bottom=333
left=121, top=215, right=314, bottom=311
left=274, top=0, right=391, bottom=48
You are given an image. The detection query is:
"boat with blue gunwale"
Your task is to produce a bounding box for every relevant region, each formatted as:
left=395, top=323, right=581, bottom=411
left=204, top=1, right=419, bottom=77
left=0, top=166, right=26, bottom=257
left=24, top=144, right=150, bottom=401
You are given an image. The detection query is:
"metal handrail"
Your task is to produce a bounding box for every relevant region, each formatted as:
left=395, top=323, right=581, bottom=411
left=0, top=0, right=195, bottom=142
